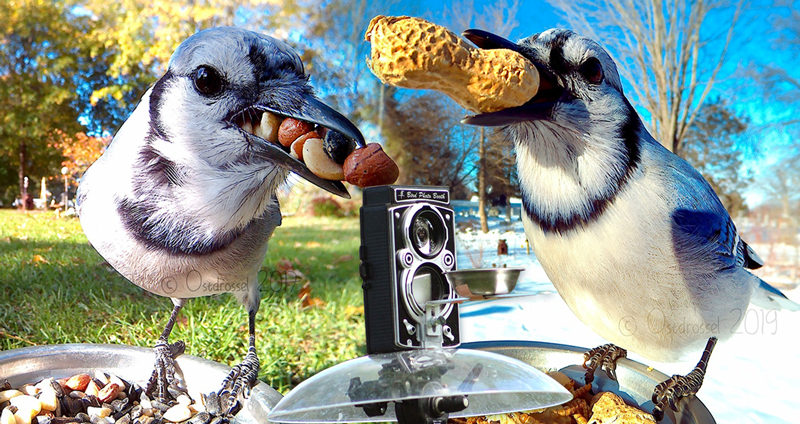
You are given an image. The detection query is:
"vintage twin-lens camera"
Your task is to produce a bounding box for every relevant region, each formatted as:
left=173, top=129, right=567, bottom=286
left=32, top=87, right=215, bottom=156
left=359, top=185, right=459, bottom=354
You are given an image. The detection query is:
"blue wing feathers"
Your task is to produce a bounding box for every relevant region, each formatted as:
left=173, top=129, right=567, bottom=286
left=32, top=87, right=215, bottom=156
left=666, top=153, right=743, bottom=271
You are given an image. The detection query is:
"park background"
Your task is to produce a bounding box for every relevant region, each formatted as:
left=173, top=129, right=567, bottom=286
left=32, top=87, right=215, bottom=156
left=2, top=0, right=799, bottom=423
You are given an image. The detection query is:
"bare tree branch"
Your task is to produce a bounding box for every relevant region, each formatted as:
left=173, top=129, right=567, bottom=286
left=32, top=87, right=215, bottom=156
left=437, top=0, right=521, bottom=232
left=546, top=0, right=747, bottom=154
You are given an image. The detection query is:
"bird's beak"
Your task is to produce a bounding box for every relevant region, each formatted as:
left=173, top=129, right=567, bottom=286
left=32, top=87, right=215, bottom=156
left=236, top=93, right=366, bottom=199
left=459, top=29, right=564, bottom=127
left=263, top=96, right=366, bottom=150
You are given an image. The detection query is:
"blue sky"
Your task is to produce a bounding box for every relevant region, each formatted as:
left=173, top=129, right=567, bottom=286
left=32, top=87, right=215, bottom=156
left=410, top=0, right=798, bottom=207
left=249, top=0, right=796, bottom=206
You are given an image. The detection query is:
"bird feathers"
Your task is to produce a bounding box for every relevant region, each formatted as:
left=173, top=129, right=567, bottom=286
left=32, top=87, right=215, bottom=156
left=485, top=28, right=798, bottom=361
left=76, top=27, right=322, bottom=307
left=510, top=97, right=641, bottom=234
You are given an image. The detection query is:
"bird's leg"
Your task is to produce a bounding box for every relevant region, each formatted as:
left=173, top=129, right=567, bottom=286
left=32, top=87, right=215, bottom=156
left=582, top=343, right=627, bottom=384
left=217, top=308, right=260, bottom=416
left=146, top=299, right=187, bottom=402
left=652, top=337, right=717, bottom=421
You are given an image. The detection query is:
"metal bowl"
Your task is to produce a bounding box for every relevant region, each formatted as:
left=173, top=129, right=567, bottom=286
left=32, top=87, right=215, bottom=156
left=463, top=340, right=715, bottom=424
left=445, top=267, right=524, bottom=297
left=0, top=344, right=282, bottom=424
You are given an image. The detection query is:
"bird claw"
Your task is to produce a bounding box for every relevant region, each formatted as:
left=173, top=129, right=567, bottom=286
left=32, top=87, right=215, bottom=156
left=217, top=349, right=260, bottom=415
left=582, top=343, right=627, bottom=384
left=146, top=339, right=186, bottom=402
left=651, top=373, right=700, bottom=421
left=651, top=337, right=716, bottom=421
left=169, top=340, right=186, bottom=356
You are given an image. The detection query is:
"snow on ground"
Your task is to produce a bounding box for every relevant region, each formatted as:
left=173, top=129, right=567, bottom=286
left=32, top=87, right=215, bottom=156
left=454, top=215, right=800, bottom=424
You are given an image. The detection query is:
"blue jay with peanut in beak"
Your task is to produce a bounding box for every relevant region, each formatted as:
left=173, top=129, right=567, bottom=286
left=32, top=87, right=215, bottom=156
left=77, top=27, right=365, bottom=414
left=459, top=28, right=799, bottom=419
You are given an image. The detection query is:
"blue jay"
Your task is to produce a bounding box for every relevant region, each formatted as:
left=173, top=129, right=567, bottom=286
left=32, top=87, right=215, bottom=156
left=77, top=27, right=364, bottom=413
left=460, top=28, right=799, bottom=419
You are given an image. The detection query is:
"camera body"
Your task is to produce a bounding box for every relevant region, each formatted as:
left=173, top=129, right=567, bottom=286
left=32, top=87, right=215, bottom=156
left=359, top=185, right=460, bottom=355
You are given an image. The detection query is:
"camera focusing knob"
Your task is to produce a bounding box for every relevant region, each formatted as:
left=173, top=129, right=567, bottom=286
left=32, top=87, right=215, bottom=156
left=359, top=262, right=370, bottom=281
left=403, top=319, right=416, bottom=335
left=359, top=245, right=368, bottom=260
left=359, top=246, right=371, bottom=281
left=397, top=250, right=415, bottom=268
left=442, top=325, right=454, bottom=341
left=442, top=252, right=454, bottom=269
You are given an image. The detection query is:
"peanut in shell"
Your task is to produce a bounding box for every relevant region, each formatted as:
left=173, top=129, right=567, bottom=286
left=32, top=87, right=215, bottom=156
left=365, top=15, right=539, bottom=113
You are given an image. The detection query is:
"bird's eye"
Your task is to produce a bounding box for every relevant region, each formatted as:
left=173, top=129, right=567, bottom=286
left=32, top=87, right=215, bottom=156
left=192, top=66, right=224, bottom=96
left=579, top=58, right=603, bottom=84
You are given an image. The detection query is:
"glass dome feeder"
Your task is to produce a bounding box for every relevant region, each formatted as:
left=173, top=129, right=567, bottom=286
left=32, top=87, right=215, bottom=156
left=269, top=186, right=572, bottom=424
left=268, top=348, right=571, bottom=423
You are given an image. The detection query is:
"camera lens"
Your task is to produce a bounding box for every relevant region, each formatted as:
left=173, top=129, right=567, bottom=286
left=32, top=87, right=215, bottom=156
left=404, top=264, right=453, bottom=320
left=414, top=217, right=432, bottom=250
left=408, top=208, right=445, bottom=259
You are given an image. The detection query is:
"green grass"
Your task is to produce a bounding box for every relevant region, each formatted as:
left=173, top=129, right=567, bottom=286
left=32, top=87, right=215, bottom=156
left=0, top=209, right=365, bottom=394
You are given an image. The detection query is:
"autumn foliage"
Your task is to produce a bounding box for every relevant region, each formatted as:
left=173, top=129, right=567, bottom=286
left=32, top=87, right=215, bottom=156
left=47, top=130, right=111, bottom=179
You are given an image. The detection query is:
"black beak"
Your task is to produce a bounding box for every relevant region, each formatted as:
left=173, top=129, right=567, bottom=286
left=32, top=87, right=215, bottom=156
left=263, top=95, right=366, bottom=150
left=460, top=29, right=564, bottom=127
left=247, top=93, right=366, bottom=199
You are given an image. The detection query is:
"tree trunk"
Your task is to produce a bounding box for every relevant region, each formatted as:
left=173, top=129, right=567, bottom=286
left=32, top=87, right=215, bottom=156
left=18, top=140, right=26, bottom=197
left=478, top=128, right=488, bottom=233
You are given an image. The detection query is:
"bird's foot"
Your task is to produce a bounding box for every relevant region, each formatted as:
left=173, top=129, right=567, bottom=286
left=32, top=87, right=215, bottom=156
left=651, top=374, right=702, bottom=422
left=652, top=337, right=717, bottom=421
left=582, top=343, right=627, bottom=384
left=146, top=339, right=186, bottom=402
left=217, top=348, right=260, bottom=416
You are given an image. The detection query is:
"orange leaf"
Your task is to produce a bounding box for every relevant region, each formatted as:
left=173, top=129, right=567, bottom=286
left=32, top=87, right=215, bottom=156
left=298, top=282, right=311, bottom=298
left=31, top=254, right=48, bottom=264
left=304, top=297, right=325, bottom=308
left=298, top=282, right=325, bottom=308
